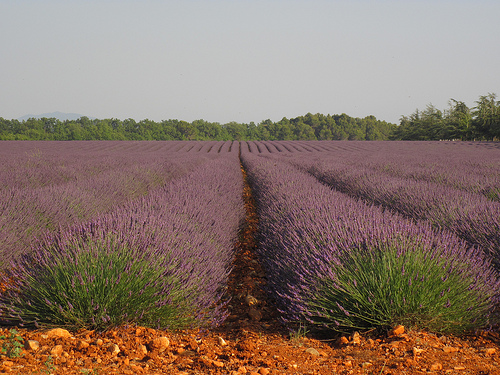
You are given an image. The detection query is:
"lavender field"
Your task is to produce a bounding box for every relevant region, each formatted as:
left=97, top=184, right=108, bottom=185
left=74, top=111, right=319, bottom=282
left=1, top=140, right=500, bottom=334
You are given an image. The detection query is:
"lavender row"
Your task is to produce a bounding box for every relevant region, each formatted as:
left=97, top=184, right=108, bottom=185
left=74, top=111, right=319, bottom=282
left=273, top=153, right=500, bottom=269
left=0, top=152, right=244, bottom=330
left=299, top=141, right=500, bottom=202
left=240, top=145, right=500, bottom=334
left=243, top=140, right=500, bottom=201
left=0, top=141, right=237, bottom=191
left=241, top=141, right=500, bottom=270
left=0, top=156, right=208, bottom=268
left=360, top=142, right=500, bottom=203
left=0, top=141, right=239, bottom=268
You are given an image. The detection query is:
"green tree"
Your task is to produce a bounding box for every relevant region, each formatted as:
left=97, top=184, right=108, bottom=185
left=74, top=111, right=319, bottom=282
left=318, top=123, right=333, bottom=140
left=275, top=117, right=294, bottom=140
left=292, top=121, right=317, bottom=140
left=472, top=93, right=500, bottom=140
left=257, top=119, right=274, bottom=140
left=177, top=120, right=198, bottom=140
left=443, top=99, right=472, bottom=140
left=224, top=122, right=247, bottom=140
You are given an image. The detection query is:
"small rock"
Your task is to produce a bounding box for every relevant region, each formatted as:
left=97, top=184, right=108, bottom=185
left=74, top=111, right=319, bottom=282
left=199, top=356, right=213, bottom=367
left=2, top=361, right=14, bottom=367
left=343, top=360, right=352, bottom=367
left=391, top=325, right=405, bottom=336
left=453, top=366, right=466, bottom=370
left=413, top=347, right=424, bottom=355
left=24, top=339, right=40, bottom=351
left=305, top=347, right=320, bottom=356
left=339, top=336, right=349, bottom=345
left=361, top=362, right=373, bottom=368
left=179, top=349, right=196, bottom=357
left=51, top=344, right=64, bottom=357
left=430, top=362, right=443, bottom=371
left=443, top=346, right=459, bottom=353
left=245, top=294, right=259, bottom=306
left=76, top=340, right=90, bottom=350
left=212, top=360, right=224, bottom=367
left=150, top=337, right=170, bottom=352
left=258, top=368, right=270, bottom=375
left=237, top=366, right=247, bottom=373
left=108, top=344, right=120, bottom=356
left=248, top=307, right=262, bottom=321
left=484, top=348, right=497, bottom=356
left=351, top=332, right=361, bottom=345
left=218, top=336, right=228, bottom=346
left=138, top=344, right=148, bottom=355
left=95, top=338, right=104, bottom=346
left=46, top=328, right=72, bottom=339
left=129, top=363, right=144, bottom=373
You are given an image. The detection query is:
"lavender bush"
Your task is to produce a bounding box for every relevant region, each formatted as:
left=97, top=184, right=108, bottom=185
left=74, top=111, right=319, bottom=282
left=310, top=236, right=497, bottom=333
left=0, top=228, right=192, bottom=330
left=0, top=152, right=244, bottom=331
left=241, top=147, right=500, bottom=334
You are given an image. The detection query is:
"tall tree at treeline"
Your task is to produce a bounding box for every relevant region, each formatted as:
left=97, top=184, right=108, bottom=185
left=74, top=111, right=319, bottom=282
left=391, top=93, right=500, bottom=141
left=0, top=113, right=395, bottom=141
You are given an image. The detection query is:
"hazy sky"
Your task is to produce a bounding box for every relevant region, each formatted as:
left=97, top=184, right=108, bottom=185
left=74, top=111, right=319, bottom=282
left=1, top=1, right=499, bottom=124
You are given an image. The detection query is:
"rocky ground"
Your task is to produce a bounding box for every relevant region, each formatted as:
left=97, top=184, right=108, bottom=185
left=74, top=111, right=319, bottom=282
left=2, top=170, right=500, bottom=374
left=2, top=323, right=500, bottom=374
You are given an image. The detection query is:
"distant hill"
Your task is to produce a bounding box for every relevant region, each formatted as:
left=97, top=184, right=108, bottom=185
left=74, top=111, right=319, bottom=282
left=17, top=112, right=96, bottom=122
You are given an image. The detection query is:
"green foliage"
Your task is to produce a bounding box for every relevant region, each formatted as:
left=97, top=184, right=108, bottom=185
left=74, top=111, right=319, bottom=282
left=308, top=241, right=495, bottom=335
left=80, top=368, right=99, bottom=375
left=7, top=235, right=196, bottom=331
left=0, top=112, right=396, bottom=141
left=289, top=323, right=310, bottom=344
left=391, top=92, right=500, bottom=141
left=41, top=355, right=56, bottom=374
left=473, top=93, right=500, bottom=140
left=0, top=329, right=24, bottom=358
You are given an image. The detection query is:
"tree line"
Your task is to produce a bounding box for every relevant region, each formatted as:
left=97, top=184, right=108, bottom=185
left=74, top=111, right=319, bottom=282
left=0, top=113, right=394, bottom=141
left=391, top=93, right=500, bottom=141
left=1, top=93, right=498, bottom=141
